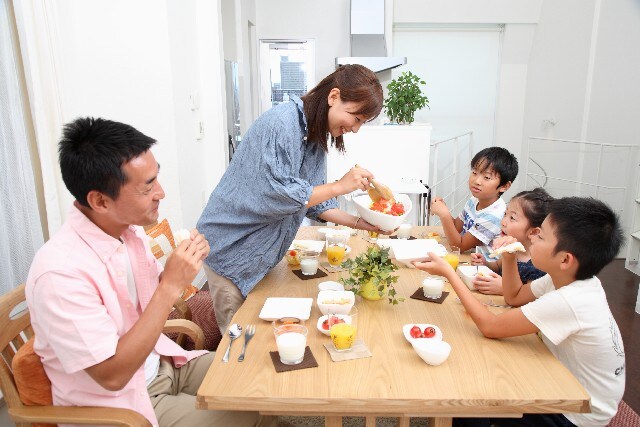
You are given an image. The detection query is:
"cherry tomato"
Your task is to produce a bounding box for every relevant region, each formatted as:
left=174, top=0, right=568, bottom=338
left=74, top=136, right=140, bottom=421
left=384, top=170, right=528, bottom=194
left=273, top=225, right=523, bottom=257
left=289, top=250, right=297, bottom=257
left=423, top=327, right=436, bottom=338
left=409, top=325, right=422, bottom=339
left=322, top=317, right=345, bottom=330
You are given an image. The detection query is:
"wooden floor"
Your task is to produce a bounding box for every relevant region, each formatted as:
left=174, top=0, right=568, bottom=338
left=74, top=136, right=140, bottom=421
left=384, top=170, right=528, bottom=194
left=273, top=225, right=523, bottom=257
left=599, top=259, right=640, bottom=414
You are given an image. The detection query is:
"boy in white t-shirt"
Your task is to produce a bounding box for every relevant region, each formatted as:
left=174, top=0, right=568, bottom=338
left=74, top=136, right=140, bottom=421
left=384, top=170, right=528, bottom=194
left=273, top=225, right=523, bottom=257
left=415, top=197, right=625, bottom=427
left=430, top=147, right=519, bottom=252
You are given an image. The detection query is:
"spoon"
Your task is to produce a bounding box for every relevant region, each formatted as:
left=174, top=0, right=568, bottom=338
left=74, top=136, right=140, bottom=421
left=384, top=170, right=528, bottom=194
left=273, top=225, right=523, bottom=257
left=222, top=323, right=242, bottom=363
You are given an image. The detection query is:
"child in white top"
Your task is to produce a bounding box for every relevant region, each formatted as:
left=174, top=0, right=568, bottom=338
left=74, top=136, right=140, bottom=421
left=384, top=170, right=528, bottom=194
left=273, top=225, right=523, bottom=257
left=470, top=188, right=553, bottom=295
left=415, top=197, right=625, bottom=427
left=430, top=147, right=518, bottom=252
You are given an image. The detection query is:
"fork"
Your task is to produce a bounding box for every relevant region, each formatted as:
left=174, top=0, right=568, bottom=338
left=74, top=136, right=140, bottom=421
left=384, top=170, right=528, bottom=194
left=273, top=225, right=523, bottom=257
left=238, top=324, right=256, bottom=362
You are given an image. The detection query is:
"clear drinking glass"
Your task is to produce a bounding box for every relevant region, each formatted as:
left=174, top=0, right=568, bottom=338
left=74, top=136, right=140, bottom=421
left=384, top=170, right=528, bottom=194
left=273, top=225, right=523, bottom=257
left=299, top=250, right=320, bottom=275
left=326, top=233, right=348, bottom=269
left=274, top=324, right=308, bottom=365
left=329, top=306, right=358, bottom=352
left=443, top=246, right=460, bottom=270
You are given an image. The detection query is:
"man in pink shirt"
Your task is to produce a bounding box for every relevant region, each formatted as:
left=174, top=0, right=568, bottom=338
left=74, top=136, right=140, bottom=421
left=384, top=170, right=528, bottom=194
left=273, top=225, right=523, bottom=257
left=26, top=117, right=272, bottom=427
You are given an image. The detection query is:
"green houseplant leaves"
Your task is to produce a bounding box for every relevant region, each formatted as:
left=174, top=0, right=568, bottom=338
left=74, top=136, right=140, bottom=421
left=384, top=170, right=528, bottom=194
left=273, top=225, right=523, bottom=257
left=339, top=246, right=404, bottom=305
left=383, top=71, right=429, bottom=125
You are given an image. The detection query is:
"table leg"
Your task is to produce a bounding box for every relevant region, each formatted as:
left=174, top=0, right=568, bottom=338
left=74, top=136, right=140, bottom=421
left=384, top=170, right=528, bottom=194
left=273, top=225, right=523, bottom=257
left=325, top=416, right=342, bottom=427
left=365, top=417, right=376, bottom=427
left=398, top=416, right=411, bottom=427
left=428, top=416, right=453, bottom=427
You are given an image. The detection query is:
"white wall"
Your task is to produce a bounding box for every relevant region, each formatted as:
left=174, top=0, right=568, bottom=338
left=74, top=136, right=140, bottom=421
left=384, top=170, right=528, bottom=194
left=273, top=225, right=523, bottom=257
left=18, top=0, right=227, bottom=232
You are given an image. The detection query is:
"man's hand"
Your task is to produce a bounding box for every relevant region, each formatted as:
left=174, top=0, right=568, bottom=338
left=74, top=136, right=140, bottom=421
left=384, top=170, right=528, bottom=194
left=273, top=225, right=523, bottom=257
left=430, top=197, right=450, bottom=218
left=162, top=235, right=208, bottom=298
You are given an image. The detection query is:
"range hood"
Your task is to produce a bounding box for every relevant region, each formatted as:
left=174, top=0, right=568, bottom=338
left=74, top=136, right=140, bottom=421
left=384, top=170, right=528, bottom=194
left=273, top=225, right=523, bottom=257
left=335, top=0, right=406, bottom=73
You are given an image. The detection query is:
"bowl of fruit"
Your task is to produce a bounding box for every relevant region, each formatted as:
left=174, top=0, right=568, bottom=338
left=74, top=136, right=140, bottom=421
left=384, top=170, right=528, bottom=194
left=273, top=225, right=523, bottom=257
left=352, top=193, right=412, bottom=232
left=402, top=323, right=443, bottom=343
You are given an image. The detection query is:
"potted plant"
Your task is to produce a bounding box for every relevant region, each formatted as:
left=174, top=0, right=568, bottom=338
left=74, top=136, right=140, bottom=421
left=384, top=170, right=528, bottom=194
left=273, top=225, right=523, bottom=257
left=339, top=246, right=403, bottom=304
left=383, top=71, right=429, bottom=125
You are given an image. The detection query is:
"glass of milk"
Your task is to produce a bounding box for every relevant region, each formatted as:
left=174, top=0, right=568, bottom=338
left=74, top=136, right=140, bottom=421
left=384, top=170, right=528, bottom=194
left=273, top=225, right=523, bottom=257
left=274, top=324, right=308, bottom=365
left=396, top=223, right=412, bottom=239
left=422, top=276, right=445, bottom=299
left=299, top=250, right=320, bottom=275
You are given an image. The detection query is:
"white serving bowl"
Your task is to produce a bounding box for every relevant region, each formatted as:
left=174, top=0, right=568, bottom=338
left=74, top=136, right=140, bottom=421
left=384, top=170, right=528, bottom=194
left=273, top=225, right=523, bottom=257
left=411, top=339, right=452, bottom=366
left=457, top=265, right=494, bottom=290
left=352, top=193, right=412, bottom=232
left=316, top=313, right=353, bottom=336
left=318, top=281, right=345, bottom=292
left=316, top=290, right=355, bottom=316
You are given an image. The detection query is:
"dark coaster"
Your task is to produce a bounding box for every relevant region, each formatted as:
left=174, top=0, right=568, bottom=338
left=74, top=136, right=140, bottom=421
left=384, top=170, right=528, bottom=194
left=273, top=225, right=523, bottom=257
left=292, top=269, right=328, bottom=280
left=269, top=346, right=318, bottom=372
left=410, top=288, right=449, bottom=304
left=389, top=235, right=417, bottom=240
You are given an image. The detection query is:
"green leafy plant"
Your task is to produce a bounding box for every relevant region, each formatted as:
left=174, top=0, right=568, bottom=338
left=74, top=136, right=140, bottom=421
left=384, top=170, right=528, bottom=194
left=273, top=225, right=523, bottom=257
left=339, top=246, right=404, bottom=305
left=383, top=71, right=429, bottom=124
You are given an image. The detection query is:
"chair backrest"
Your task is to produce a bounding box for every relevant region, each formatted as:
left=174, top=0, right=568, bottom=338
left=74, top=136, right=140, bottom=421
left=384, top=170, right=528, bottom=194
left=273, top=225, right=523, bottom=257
left=0, top=284, right=34, bottom=410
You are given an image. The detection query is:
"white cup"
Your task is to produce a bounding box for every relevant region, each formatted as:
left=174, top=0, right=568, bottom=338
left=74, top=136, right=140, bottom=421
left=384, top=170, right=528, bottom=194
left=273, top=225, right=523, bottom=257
left=422, top=276, right=445, bottom=299
left=396, top=223, right=412, bottom=239
left=274, top=324, right=308, bottom=365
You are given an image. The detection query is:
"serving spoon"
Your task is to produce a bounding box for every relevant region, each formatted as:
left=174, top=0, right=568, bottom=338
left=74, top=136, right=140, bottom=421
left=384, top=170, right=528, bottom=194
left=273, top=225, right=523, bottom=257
left=354, top=163, right=395, bottom=202
left=222, top=323, right=242, bottom=362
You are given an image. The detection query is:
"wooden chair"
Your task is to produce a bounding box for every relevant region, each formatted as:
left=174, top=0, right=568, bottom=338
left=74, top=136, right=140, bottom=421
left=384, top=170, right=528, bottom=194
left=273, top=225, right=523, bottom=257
left=0, top=284, right=205, bottom=427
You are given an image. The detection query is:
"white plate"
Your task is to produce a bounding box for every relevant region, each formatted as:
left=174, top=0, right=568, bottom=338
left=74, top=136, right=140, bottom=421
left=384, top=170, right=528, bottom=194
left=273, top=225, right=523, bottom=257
left=316, top=314, right=353, bottom=336
left=289, top=240, right=325, bottom=253
left=258, top=297, right=313, bottom=321
left=402, top=323, right=443, bottom=344
left=378, top=239, right=447, bottom=268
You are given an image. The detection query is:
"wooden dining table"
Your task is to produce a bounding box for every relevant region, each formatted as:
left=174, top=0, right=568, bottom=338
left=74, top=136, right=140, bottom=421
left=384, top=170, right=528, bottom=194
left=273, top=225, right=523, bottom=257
left=197, top=226, right=590, bottom=427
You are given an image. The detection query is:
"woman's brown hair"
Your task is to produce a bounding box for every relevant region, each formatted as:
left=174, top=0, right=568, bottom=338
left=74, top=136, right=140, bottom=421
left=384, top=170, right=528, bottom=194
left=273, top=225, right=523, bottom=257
left=301, top=64, right=383, bottom=152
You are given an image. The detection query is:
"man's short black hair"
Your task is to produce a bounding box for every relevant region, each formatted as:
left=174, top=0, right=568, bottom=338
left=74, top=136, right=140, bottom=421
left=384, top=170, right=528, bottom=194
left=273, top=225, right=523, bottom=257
left=58, top=117, right=156, bottom=207
left=548, top=197, right=624, bottom=280
left=470, top=147, right=519, bottom=191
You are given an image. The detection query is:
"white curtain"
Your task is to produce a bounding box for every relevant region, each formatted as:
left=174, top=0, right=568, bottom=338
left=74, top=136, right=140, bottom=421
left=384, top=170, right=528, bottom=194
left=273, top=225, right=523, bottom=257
left=0, top=0, right=44, bottom=294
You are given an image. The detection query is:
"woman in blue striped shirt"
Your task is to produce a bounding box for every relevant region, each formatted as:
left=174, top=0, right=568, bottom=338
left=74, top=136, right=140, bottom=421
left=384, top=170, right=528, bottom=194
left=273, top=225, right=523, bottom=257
left=197, top=65, right=387, bottom=333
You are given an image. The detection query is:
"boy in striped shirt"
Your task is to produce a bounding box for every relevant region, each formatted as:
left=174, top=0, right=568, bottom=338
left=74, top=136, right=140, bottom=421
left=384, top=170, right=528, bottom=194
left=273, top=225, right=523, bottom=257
left=430, top=147, right=518, bottom=252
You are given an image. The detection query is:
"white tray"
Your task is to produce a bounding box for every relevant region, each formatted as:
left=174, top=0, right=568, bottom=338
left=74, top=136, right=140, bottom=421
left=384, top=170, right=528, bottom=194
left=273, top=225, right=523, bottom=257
left=258, top=297, right=313, bottom=321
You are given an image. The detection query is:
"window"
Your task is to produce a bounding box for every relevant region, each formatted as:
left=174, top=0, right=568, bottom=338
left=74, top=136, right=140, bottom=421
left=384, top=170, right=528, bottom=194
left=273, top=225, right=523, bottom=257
left=258, top=40, right=315, bottom=114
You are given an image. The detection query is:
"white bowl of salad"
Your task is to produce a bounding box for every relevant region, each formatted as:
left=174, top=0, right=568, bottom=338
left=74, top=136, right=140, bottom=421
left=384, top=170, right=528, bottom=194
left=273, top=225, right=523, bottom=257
left=352, top=193, right=412, bottom=232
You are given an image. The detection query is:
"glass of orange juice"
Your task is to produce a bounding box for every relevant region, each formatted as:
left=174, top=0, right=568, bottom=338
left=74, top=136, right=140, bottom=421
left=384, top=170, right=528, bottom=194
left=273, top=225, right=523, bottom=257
left=443, top=246, right=460, bottom=270
left=326, top=232, right=348, bottom=270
